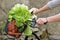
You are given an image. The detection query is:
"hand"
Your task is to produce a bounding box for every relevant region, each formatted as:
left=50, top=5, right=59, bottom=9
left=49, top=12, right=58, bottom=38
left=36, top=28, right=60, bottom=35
left=36, top=18, right=48, bottom=25
left=30, top=8, right=39, bottom=14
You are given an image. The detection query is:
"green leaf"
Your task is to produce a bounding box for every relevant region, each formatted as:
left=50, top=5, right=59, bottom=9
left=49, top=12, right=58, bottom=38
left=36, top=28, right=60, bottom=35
left=8, top=3, right=32, bottom=36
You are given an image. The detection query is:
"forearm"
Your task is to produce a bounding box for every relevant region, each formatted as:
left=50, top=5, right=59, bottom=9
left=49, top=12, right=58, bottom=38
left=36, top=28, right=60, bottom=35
left=47, top=14, right=60, bottom=23
left=37, top=5, right=49, bottom=13
left=37, top=0, right=60, bottom=13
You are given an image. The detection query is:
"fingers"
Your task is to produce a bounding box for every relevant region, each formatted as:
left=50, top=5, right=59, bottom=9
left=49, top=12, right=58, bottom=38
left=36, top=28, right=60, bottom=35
left=30, top=8, right=39, bottom=14
left=36, top=18, right=47, bottom=25
left=36, top=18, right=44, bottom=25
left=33, top=8, right=39, bottom=14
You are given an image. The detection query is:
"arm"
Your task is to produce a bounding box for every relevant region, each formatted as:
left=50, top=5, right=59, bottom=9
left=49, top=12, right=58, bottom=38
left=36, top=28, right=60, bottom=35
left=33, top=0, right=60, bottom=14
left=36, top=13, right=60, bottom=25
left=35, top=5, right=49, bottom=14
left=47, top=14, right=60, bottom=22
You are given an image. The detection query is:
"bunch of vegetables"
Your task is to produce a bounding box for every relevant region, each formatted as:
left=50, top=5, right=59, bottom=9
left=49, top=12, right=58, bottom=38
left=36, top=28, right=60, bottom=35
left=8, top=4, right=32, bottom=36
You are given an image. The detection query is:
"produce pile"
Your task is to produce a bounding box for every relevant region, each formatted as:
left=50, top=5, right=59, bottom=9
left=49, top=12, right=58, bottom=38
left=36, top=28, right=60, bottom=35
left=8, top=4, right=32, bottom=36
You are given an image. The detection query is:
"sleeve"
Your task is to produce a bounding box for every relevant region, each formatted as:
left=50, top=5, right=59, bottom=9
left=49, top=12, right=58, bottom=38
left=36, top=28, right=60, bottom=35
left=46, top=0, right=60, bottom=9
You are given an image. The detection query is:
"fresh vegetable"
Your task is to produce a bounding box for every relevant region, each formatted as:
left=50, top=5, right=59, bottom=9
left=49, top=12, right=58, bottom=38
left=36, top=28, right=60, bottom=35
left=8, top=4, right=32, bottom=36
left=8, top=4, right=31, bottom=27
left=24, top=25, right=32, bottom=36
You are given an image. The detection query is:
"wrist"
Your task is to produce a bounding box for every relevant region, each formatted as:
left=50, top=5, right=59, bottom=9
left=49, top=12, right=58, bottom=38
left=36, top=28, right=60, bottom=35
left=44, top=18, right=48, bottom=24
left=37, top=9, right=41, bottom=13
left=35, top=9, right=41, bottom=14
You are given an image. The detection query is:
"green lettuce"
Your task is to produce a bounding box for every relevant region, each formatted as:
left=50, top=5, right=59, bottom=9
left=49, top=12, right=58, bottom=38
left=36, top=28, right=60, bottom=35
left=8, top=4, right=32, bottom=36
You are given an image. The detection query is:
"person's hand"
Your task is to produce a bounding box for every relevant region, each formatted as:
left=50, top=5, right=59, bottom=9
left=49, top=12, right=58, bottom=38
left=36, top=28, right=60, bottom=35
left=32, top=8, right=39, bottom=14
left=36, top=18, right=48, bottom=25
left=30, top=8, right=39, bottom=14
